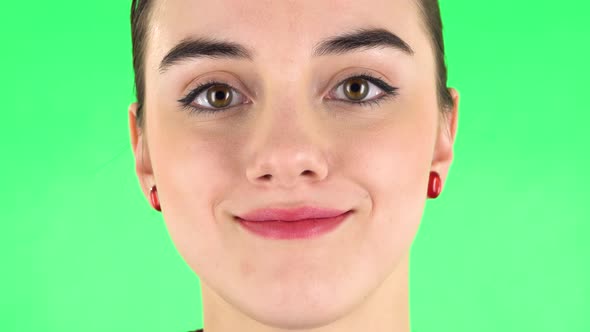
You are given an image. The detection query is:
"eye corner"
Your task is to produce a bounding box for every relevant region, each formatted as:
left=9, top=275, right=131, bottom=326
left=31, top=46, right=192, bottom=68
left=177, top=93, right=194, bottom=106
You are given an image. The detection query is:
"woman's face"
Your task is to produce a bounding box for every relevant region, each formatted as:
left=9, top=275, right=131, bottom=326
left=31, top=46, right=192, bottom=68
left=130, top=0, right=458, bottom=328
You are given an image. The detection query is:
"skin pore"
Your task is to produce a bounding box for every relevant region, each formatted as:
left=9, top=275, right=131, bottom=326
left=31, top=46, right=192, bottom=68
left=128, top=0, right=459, bottom=331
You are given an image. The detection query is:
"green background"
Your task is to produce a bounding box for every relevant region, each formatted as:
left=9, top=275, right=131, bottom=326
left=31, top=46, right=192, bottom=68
left=1, top=0, right=588, bottom=331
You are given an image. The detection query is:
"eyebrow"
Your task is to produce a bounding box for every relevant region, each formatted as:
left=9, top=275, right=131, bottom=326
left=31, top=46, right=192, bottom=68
left=159, top=27, right=414, bottom=73
left=159, top=38, right=253, bottom=73
left=312, top=28, right=414, bottom=57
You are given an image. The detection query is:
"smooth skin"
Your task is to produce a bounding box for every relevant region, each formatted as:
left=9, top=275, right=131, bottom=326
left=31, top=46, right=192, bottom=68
left=129, top=0, right=459, bottom=331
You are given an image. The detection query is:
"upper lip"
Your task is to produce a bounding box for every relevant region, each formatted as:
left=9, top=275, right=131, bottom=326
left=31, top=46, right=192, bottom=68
left=236, top=206, right=350, bottom=222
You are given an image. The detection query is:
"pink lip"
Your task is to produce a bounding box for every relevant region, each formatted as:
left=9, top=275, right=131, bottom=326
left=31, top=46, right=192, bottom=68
left=237, top=206, right=349, bottom=222
left=235, top=207, right=352, bottom=240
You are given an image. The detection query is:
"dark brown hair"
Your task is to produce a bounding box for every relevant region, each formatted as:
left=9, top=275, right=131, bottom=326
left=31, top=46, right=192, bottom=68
left=130, top=0, right=454, bottom=130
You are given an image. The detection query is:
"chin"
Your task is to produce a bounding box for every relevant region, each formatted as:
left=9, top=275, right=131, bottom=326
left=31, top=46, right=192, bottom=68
left=237, top=289, right=359, bottom=330
left=211, top=269, right=377, bottom=330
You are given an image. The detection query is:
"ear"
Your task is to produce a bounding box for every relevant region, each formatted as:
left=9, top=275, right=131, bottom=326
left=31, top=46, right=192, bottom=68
left=128, top=102, right=154, bottom=199
left=431, top=88, right=460, bottom=186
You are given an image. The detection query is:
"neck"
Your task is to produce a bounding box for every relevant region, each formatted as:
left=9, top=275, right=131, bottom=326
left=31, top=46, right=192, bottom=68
left=200, top=251, right=410, bottom=332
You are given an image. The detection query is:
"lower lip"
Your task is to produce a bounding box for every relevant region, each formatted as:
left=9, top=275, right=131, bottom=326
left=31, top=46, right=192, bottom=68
left=236, top=211, right=352, bottom=240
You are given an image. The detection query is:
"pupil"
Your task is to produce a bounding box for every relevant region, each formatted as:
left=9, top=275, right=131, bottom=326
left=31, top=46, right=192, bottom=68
left=350, top=83, right=360, bottom=92
left=215, top=90, right=227, bottom=100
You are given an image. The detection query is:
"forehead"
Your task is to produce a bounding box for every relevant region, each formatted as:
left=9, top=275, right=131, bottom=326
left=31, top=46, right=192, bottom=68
left=147, top=0, right=427, bottom=67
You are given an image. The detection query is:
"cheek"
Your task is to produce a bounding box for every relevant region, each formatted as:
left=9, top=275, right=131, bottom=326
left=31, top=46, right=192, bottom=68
left=339, top=103, right=436, bottom=252
left=149, top=123, right=239, bottom=269
left=350, top=103, right=434, bottom=180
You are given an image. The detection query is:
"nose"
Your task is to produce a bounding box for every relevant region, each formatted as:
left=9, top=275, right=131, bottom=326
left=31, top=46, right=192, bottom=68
left=244, top=98, right=329, bottom=189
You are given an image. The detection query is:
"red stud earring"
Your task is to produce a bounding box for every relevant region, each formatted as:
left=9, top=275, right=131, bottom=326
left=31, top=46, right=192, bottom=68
left=427, top=171, right=442, bottom=199
left=150, top=185, right=161, bottom=212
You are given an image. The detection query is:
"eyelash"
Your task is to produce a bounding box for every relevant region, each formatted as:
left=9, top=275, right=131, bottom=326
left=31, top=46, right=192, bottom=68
left=177, top=72, right=399, bottom=116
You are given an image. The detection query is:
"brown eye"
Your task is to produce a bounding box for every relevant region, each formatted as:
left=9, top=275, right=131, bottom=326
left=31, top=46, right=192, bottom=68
left=206, top=85, right=233, bottom=108
left=343, top=78, right=369, bottom=100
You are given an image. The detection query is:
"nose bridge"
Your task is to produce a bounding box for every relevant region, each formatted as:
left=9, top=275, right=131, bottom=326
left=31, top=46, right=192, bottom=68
left=244, top=74, right=329, bottom=188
